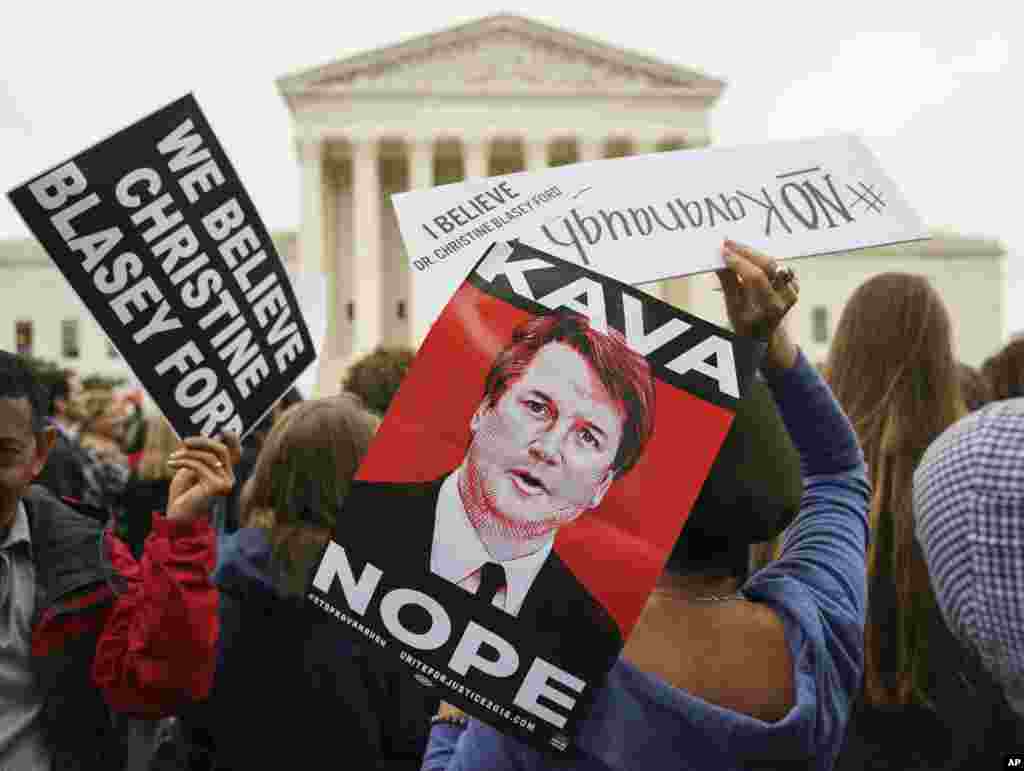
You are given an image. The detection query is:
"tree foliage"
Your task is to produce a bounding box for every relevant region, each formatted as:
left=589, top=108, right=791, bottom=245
left=341, top=346, right=416, bottom=417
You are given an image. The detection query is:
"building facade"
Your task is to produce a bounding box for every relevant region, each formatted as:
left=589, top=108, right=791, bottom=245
left=1, top=14, right=1007, bottom=394
left=277, top=13, right=724, bottom=389
left=0, top=228, right=1006, bottom=390
left=678, top=232, right=1007, bottom=368
left=0, top=233, right=298, bottom=392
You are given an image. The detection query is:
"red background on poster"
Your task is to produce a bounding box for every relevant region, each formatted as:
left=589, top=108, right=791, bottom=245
left=357, top=282, right=734, bottom=638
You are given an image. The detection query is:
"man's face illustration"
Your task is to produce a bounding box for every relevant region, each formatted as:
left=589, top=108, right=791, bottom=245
left=463, top=342, right=624, bottom=540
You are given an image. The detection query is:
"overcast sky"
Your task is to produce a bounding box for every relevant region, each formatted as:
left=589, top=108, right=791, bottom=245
left=2, top=0, right=1019, bottom=334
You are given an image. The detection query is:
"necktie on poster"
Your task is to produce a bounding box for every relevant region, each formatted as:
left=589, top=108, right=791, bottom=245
left=391, top=134, right=928, bottom=337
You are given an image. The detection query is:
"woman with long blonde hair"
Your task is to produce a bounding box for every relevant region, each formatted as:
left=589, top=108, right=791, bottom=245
left=828, top=273, right=976, bottom=767
left=234, top=394, right=375, bottom=596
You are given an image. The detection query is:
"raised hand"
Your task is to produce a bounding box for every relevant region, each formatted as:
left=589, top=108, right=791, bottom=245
left=716, top=239, right=800, bottom=371
left=166, top=433, right=239, bottom=522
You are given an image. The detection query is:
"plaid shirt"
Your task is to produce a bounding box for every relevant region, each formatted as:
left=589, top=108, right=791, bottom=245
left=914, top=397, right=1024, bottom=715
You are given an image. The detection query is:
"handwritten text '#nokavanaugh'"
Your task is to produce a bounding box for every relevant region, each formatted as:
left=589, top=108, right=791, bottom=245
left=540, top=167, right=873, bottom=265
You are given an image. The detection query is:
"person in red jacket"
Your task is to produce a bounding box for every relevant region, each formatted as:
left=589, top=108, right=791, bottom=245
left=0, top=348, right=232, bottom=770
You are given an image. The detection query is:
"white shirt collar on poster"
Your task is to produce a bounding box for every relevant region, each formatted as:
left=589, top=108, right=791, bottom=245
left=430, top=469, right=552, bottom=617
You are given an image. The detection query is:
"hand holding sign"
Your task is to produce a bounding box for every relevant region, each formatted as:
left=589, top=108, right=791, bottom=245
left=392, top=135, right=928, bottom=338
left=716, top=239, right=800, bottom=371
left=166, top=433, right=238, bottom=521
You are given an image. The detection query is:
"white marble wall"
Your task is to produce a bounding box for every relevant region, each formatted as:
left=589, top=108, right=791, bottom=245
left=675, top=244, right=1006, bottom=369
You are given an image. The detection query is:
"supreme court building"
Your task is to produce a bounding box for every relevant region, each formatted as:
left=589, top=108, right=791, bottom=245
left=0, top=15, right=1005, bottom=396
left=277, top=14, right=1006, bottom=395
left=277, top=13, right=725, bottom=391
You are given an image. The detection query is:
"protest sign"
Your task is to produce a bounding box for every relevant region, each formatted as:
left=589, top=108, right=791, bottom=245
left=393, top=169, right=588, bottom=342
left=306, top=239, right=761, bottom=753
left=7, top=94, right=315, bottom=439
left=392, top=134, right=928, bottom=337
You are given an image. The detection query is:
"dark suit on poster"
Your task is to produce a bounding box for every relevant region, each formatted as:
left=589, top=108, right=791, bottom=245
left=351, top=475, right=624, bottom=680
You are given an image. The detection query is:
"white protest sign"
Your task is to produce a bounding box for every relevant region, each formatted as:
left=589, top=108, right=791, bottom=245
left=392, top=134, right=928, bottom=336
left=393, top=171, right=595, bottom=341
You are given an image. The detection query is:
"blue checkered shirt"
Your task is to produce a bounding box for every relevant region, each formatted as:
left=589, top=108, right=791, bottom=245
left=914, top=397, right=1024, bottom=716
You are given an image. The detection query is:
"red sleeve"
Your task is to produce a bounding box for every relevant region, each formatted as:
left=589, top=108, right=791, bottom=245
left=90, top=513, right=219, bottom=717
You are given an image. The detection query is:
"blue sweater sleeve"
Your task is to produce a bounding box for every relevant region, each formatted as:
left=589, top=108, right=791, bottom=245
left=422, top=721, right=539, bottom=771
left=758, top=348, right=871, bottom=583
left=422, top=724, right=463, bottom=771
left=761, top=348, right=864, bottom=477
left=742, top=349, right=871, bottom=766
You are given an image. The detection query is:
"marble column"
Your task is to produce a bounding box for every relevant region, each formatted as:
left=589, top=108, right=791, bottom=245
left=633, top=138, right=659, bottom=156
left=409, top=138, right=435, bottom=191
left=408, top=138, right=435, bottom=348
left=351, top=139, right=381, bottom=358
left=297, top=138, right=324, bottom=275
left=463, top=137, right=490, bottom=179
left=524, top=137, right=549, bottom=172
left=577, top=137, right=605, bottom=163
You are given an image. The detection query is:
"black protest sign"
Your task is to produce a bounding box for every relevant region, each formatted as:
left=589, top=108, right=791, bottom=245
left=307, top=240, right=761, bottom=753
left=7, top=94, right=313, bottom=439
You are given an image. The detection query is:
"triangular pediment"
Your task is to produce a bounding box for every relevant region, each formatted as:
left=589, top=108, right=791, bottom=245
left=278, top=14, right=724, bottom=96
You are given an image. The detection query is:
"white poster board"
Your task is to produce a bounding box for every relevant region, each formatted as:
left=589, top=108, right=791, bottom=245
left=393, top=134, right=928, bottom=337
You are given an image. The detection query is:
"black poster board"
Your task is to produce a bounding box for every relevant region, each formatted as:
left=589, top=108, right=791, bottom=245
left=7, top=94, right=314, bottom=439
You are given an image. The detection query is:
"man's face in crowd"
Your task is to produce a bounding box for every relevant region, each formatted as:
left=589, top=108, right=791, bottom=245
left=0, top=397, right=54, bottom=528
left=463, top=342, right=625, bottom=541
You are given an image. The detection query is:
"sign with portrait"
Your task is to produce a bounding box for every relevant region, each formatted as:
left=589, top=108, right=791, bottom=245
left=306, top=240, right=761, bottom=752
left=391, top=134, right=928, bottom=337
left=6, top=94, right=315, bottom=439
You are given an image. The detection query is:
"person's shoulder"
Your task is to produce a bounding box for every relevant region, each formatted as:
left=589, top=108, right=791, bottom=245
left=23, top=488, right=110, bottom=577
left=23, top=484, right=107, bottom=529
left=23, top=486, right=122, bottom=613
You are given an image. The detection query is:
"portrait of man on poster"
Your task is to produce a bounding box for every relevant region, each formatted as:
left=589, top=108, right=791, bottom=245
left=370, top=311, right=657, bottom=662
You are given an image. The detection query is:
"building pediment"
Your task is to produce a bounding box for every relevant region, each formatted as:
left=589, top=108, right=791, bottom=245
left=278, top=14, right=725, bottom=98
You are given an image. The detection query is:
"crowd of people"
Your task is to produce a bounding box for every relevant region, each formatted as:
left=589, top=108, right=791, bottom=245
left=2, top=239, right=1024, bottom=770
